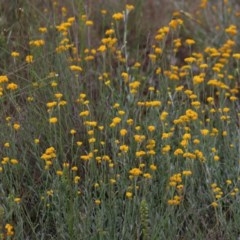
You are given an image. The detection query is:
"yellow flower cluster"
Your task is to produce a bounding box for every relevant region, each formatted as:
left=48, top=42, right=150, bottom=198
left=40, top=147, right=56, bottom=169
left=173, top=109, right=198, bottom=124
left=29, top=39, right=45, bottom=47
left=137, top=100, right=161, bottom=107
left=5, top=223, right=14, bottom=236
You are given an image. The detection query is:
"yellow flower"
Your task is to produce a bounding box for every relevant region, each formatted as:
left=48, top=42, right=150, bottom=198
left=143, top=173, right=152, bottom=179
left=69, top=65, right=82, bottom=72
left=174, top=148, right=184, bottom=155
left=4, top=142, right=10, bottom=148
left=126, top=4, right=134, bottom=11
left=154, top=47, right=162, bottom=54
left=29, top=39, right=45, bottom=47
left=162, top=132, right=172, bottom=139
left=211, top=201, right=218, bottom=207
left=0, top=75, right=8, bottom=83
left=155, top=67, right=161, bottom=74
left=2, top=157, right=9, bottom=164
left=14, top=197, right=21, bottom=203
left=169, top=181, right=177, bottom=187
left=148, top=54, right=157, bottom=63
left=185, top=109, right=198, bottom=120
left=175, top=85, right=184, bottom=92
left=5, top=223, right=14, bottom=236
left=148, top=125, right=156, bottom=132
left=80, top=152, right=93, bottom=161
left=79, top=110, right=90, bottom=117
left=120, top=129, right=127, bottom=136
left=226, top=179, right=232, bottom=185
left=70, top=129, right=76, bottom=135
left=25, top=55, right=33, bottom=63
left=222, top=131, right=227, bottom=136
left=169, top=18, right=183, bottom=29
left=162, top=145, right=171, bottom=154
left=168, top=196, right=181, bottom=205
left=97, top=45, right=107, bottom=52
left=110, top=179, right=116, bottom=185
left=127, top=119, right=134, bottom=125
left=129, top=167, right=142, bottom=176
left=183, top=133, right=191, bottom=140
left=182, top=170, right=192, bottom=176
left=225, top=24, right=237, bottom=35
left=143, top=100, right=161, bottom=107
left=85, top=20, right=93, bottom=26
left=46, top=101, right=57, bottom=108
left=134, top=134, right=145, bottom=142
left=184, top=57, right=196, bottom=63
left=193, top=75, right=204, bottom=85
left=13, top=123, right=20, bottom=130
left=118, top=110, right=125, bottom=115
left=87, top=129, right=94, bottom=135
left=49, top=117, right=58, bottom=124
left=195, top=150, right=205, bottom=161
left=101, top=9, right=107, bottom=15
left=121, top=72, right=129, bottom=82
left=71, top=166, right=78, bottom=171
left=95, top=199, right=101, bottom=205
left=200, top=63, right=208, bottom=69
left=76, top=141, right=83, bottom=147
left=105, top=29, right=115, bottom=35
left=39, top=27, right=47, bottom=33
left=129, top=81, right=140, bottom=92
left=87, top=130, right=94, bottom=136
left=160, top=111, right=168, bottom=121
left=63, top=162, right=70, bottom=168
left=200, top=0, right=208, bottom=8
left=67, top=17, right=75, bottom=23
left=200, top=129, right=209, bottom=136
left=10, top=159, right=18, bottom=165
left=133, top=62, right=141, bottom=68
left=11, top=51, right=20, bottom=57
left=98, top=126, right=104, bottom=131
left=185, top=38, right=195, bottom=45
left=55, top=93, right=63, bottom=99
left=109, top=163, right=114, bottom=168
left=119, top=144, right=129, bottom=153
left=112, top=12, right=124, bottom=20
left=51, top=81, right=58, bottom=87
left=110, top=117, right=121, bottom=127
left=27, top=96, right=34, bottom=102
left=88, top=137, right=96, bottom=143
left=47, top=190, right=54, bottom=196
left=150, top=164, right=157, bottom=171
left=41, top=147, right=56, bottom=161
left=84, top=121, right=97, bottom=127
left=180, top=139, right=188, bottom=147
left=7, top=82, right=18, bottom=90
left=233, top=53, right=240, bottom=59
left=183, top=152, right=196, bottom=159
left=74, top=176, right=81, bottom=183
left=56, top=170, right=63, bottom=176
left=126, top=191, right=133, bottom=199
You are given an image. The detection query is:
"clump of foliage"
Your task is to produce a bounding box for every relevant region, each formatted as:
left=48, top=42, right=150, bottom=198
left=0, top=0, right=240, bottom=239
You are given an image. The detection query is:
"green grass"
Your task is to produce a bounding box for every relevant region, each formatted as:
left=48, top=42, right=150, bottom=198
left=0, top=0, right=240, bottom=239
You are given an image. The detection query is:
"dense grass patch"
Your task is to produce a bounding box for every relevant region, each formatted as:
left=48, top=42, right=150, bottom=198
left=0, top=0, right=240, bottom=239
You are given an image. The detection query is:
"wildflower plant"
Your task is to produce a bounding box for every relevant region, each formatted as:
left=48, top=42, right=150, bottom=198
left=0, top=0, right=240, bottom=239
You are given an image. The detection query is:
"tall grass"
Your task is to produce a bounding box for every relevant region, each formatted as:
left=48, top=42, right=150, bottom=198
left=0, top=0, right=240, bottom=239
